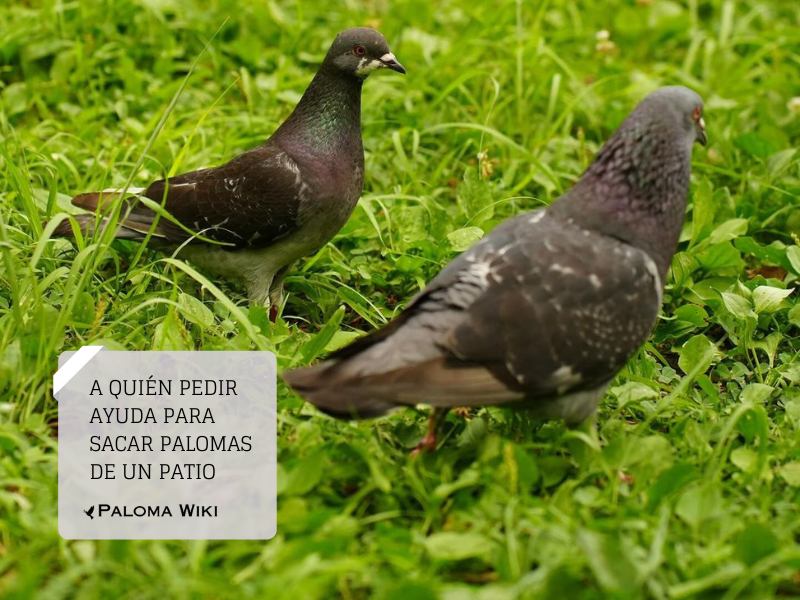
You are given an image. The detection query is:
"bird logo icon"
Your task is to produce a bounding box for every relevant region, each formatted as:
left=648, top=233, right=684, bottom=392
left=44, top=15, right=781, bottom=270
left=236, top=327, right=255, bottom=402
left=84, top=506, right=95, bottom=519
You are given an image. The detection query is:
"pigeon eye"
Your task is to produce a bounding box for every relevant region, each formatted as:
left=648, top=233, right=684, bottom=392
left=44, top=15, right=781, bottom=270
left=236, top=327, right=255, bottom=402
left=692, top=106, right=702, bottom=122
left=353, top=45, right=366, bottom=56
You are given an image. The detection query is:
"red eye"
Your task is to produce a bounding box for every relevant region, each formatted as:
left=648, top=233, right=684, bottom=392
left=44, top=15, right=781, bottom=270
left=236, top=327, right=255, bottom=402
left=692, top=106, right=702, bottom=122
left=353, top=45, right=366, bottom=56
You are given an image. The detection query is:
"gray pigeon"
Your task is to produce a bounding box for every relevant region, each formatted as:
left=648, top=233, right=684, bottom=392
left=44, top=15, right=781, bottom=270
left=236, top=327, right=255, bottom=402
left=284, top=86, right=707, bottom=449
left=54, top=28, right=405, bottom=307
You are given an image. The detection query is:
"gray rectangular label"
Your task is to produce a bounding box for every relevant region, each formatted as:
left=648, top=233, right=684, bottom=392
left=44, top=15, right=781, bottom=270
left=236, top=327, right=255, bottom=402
left=56, top=350, right=276, bottom=540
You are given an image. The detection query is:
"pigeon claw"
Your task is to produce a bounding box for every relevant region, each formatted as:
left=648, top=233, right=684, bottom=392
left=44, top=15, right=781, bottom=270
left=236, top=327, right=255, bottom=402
left=410, top=407, right=449, bottom=456
left=452, top=406, right=473, bottom=419
left=411, top=430, right=438, bottom=456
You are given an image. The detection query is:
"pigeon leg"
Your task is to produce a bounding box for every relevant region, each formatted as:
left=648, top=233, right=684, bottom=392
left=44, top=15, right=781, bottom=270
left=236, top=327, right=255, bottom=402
left=268, top=263, right=292, bottom=321
left=452, top=406, right=474, bottom=419
left=269, top=263, right=292, bottom=305
left=246, top=273, right=274, bottom=308
left=411, top=407, right=449, bottom=455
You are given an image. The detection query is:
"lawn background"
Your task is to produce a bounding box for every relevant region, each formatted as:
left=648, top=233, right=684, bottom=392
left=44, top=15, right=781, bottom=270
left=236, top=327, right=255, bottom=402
left=1, top=0, right=800, bottom=597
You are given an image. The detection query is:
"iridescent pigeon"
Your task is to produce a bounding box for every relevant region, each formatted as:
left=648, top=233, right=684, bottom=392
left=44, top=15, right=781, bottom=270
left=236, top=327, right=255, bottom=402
left=284, top=86, right=707, bottom=449
left=54, top=28, right=405, bottom=307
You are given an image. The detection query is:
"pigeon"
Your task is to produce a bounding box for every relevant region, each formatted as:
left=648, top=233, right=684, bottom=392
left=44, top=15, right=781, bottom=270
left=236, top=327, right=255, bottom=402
left=53, top=28, right=405, bottom=307
left=284, top=86, right=707, bottom=449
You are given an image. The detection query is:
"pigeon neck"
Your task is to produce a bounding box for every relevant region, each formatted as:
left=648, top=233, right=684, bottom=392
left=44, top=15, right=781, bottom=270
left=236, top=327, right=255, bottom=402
left=276, top=66, right=363, bottom=152
left=555, top=129, right=692, bottom=276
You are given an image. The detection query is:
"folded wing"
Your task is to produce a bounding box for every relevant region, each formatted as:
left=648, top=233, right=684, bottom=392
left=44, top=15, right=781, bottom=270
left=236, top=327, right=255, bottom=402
left=285, top=209, right=662, bottom=417
left=58, top=144, right=307, bottom=250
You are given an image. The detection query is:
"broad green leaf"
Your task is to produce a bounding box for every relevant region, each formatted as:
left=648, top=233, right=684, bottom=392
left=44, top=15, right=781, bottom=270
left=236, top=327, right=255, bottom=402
left=432, top=467, right=481, bottom=500
left=752, top=285, right=792, bottom=313
left=381, top=582, right=438, bottom=600
left=577, top=530, right=639, bottom=593
left=455, top=417, right=488, bottom=450
left=2, top=82, right=28, bottom=115
left=647, top=463, right=697, bottom=509
left=734, top=132, right=775, bottom=158
left=736, top=280, right=753, bottom=298
left=539, top=456, right=571, bottom=487
left=152, top=310, right=190, bottom=350
left=275, top=496, right=307, bottom=531
left=246, top=306, right=270, bottom=335
left=282, top=450, right=325, bottom=496
left=456, top=170, right=495, bottom=225
left=788, top=304, right=800, bottom=327
left=447, top=226, right=484, bottom=251
left=721, top=292, right=754, bottom=320
left=736, top=405, right=770, bottom=448
left=767, top=148, right=796, bottom=175
left=353, top=446, right=392, bottom=493
left=691, top=277, right=738, bottom=301
left=627, top=435, right=674, bottom=477
left=690, top=179, right=715, bottom=244
left=782, top=363, right=800, bottom=384
left=422, top=532, right=491, bottom=561
left=752, top=331, right=783, bottom=366
left=324, top=330, right=363, bottom=353
left=778, top=462, right=800, bottom=487
left=177, top=292, right=215, bottom=328
left=696, top=242, right=743, bottom=272
left=676, top=483, right=723, bottom=527
left=784, top=397, right=800, bottom=429
left=85, top=338, right=126, bottom=351
left=301, top=306, right=345, bottom=362
left=610, top=381, right=658, bottom=406
left=674, top=304, right=708, bottom=327
left=70, top=291, right=95, bottom=327
left=734, top=237, right=790, bottom=269
left=730, top=447, right=757, bottom=473
left=786, top=246, right=800, bottom=275
left=677, top=334, right=718, bottom=375
left=740, top=383, right=774, bottom=405
left=697, top=373, right=721, bottom=403
left=514, top=445, right=540, bottom=489
left=708, top=218, right=748, bottom=244
left=395, top=254, right=426, bottom=274
left=573, top=486, right=602, bottom=506
left=735, top=524, right=779, bottom=565
left=670, top=251, right=698, bottom=286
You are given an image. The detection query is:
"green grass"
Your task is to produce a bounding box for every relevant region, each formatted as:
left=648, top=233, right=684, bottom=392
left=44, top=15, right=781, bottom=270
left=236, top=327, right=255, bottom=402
left=2, top=0, right=800, bottom=597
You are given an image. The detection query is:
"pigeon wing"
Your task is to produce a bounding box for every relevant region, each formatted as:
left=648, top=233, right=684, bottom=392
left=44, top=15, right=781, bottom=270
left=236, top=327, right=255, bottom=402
left=116, top=144, right=307, bottom=248
left=440, top=211, right=663, bottom=398
left=300, top=210, right=663, bottom=413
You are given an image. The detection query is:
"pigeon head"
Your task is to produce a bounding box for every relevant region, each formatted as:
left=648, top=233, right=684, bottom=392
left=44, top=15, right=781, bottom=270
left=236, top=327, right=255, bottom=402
left=635, top=86, right=707, bottom=147
left=325, top=28, right=406, bottom=78
left=553, top=86, right=706, bottom=276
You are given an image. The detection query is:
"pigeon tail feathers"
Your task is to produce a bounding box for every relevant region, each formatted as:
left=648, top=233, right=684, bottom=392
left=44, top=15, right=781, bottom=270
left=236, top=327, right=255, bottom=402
left=282, top=362, right=398, bottom=418
left=71, top=190, right=135, bottom=212
left=52, top=213, right=149, bottom=240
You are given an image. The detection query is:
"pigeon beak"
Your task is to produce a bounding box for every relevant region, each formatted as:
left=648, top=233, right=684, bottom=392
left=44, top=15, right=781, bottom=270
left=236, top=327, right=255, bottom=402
left=379, top=52, right=406, bottom=74
left=696, top=117, right=707, bottom=146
